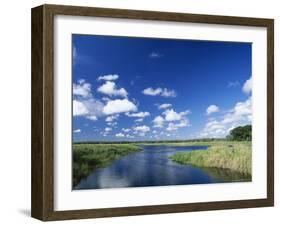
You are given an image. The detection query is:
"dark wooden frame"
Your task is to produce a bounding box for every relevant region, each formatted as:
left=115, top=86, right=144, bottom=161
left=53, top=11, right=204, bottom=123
left=31, top=4, right=274, bottom=221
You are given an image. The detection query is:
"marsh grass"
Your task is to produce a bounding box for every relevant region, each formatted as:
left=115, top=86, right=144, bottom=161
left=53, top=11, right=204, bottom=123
left=73, top=144, right=141, bottom=187
left=171, top=142, right=252, bottom=175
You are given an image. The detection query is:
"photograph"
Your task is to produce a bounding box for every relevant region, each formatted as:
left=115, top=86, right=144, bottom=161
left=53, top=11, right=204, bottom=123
left=72, top=34, right=252, bottom=190
left=30, top=4, right=274, bottom=220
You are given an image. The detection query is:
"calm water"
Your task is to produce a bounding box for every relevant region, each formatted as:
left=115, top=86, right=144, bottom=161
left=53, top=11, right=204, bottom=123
left=75, top=145, right=250, bottom=190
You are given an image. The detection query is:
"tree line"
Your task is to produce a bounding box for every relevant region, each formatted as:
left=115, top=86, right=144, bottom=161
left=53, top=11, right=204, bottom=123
left=226, top=125, right=252, bottom=141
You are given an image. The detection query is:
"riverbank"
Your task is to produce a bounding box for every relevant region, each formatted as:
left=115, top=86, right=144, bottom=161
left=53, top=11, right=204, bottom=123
left=170, top=142, right=251, bottom=175
left=73, top=143, right=141, bottom=187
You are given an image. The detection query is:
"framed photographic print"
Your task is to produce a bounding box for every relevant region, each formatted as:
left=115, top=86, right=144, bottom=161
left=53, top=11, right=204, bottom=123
left=31, top=4, right=274, bottom=221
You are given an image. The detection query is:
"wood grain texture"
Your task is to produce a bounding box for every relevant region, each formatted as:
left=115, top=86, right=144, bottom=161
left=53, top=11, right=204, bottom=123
left=31, top=5, right=44, bottom=220
left=267, top=20, right=274, bottom=206
left=31, top=4, right=274, bottom=221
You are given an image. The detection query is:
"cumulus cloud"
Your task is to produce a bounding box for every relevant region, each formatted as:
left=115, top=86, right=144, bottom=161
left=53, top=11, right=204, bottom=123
left=158, top=103, right=172, bottom=109
left=107, top=121, right=117, bottom=127
left=98, top=74, right=119, bottom=81
left=153, top=116, right=165, bottom=128
left=73, top=100, right=89, bottom=116
left=105, top=127, right=112, bottom=132
left=142, top=87, right=176, bottom=97
left=206, top=105, right=220, bottom=115
left=222, top=98, right=251, bottom=124
left=122, top=128, right=131, bottom=133
left=105, top=114, right=119, bottom=122
left=125, top=111, right=150, bottom=118
left=97, top=81, right=128, bottom=97
left=133, top=125, right=150, bottom=133
left=115, top=133, right=125, bottom=137
left=153, top=109, right=190, bottom=131
left=73, top=78, right=137, bottom=124
left=73, top=98, right=104, bottom=119
left=100, top=131, right=109, bottom=137
left=126, top=134, right=134, bottom=138
left=142, top=87, right=162, bottom=96
left=73, top=129, right=81, bottom=133
left=73, top=79, right=92, bottom=98
left=163, top=109, right=190, bottom=122
left=200, top=98, right=252, bottom=138
left=73, top=78, right=106, bottom=121
left=166, top=119, right=189, bottom=131
left=135, top=118, right=144, bottom=122
left=242, top=77, right=252, bottom=94
left=86, top=115, right=98, bottom=121
left=161, top=88, right=176, bottom=97
left=103, top=99, right=137, bottom=115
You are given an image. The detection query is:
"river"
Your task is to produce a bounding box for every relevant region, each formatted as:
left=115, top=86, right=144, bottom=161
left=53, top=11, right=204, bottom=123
left=75, top=145, right=250, bottom=189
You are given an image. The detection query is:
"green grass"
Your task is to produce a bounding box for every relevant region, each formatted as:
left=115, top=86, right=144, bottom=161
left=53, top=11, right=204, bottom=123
left=73, top=144, right=141, bottom=187
left=171, top=141, right=252, bottom=175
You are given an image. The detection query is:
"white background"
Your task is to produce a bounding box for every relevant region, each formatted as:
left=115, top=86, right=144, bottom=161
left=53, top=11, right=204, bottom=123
left=0, top=0, right=279, bottom=225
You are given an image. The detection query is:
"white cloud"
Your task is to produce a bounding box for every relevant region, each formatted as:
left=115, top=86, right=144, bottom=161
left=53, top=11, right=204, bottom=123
left=86, top=115, right=97, bottom=121
left=153, top=116, right=165, bottom=128
left=163, top=109, right=189, bottom=121
left=133, top=125, right=150, bottom=133
left=73, top=98, right=104, bottom=119
left=115, top=133, right=125, bottom=137
left=73, top=79, right=105, bottom=121
left=200, top=120, right=227, bottom=138
left=73, top=129, right=81, bottom=133
left=122, top=128, right=131, bottom=133
left=242, top=77, right=252, bottom=94
left=107, top=121, right=117, bottom=127
left=142, top=87, right=176, bottom=97
left=98, top=74, right=119, bottom=81
left=161, top=88, right=176, bottom=97
left=142, top=87, right=162, bottom=96
left=158, top=103, right=172, bottom=109
left=105, top=127, right=112, bottom=132
left=102, top=97, right=111, bottom=102
left=135, top=118, right=144, bottom=122
left=166, top=119, right=189, bottom=131
left=166, top=123, right=178, bottom=131
left=103, top=99, right=137, bottom=115
left=126, top=134, right=134, bottom=138
left=200, top=98, right=252, bottom=138
left=105, top=114, right=119, bottom=122
left=73, top=100, right=89, bottom=116
left=100, top=130, right=109, bottom=137
left=73, top=79, right=92, bottom=98
left=153, top=109, right=191, bottom=130
left=222, top=98, right=251, bottom=124
left=125, top=111, right=150, bottom=118
left=206, top=105, right=220, bottom=115
left=97, top=81, right=128, bottom=97
left=163, top=109, right=181, bottom=121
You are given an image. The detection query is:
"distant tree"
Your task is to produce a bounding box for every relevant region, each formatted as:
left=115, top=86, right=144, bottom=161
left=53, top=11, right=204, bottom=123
left=227, top=125, right=252, bottom=141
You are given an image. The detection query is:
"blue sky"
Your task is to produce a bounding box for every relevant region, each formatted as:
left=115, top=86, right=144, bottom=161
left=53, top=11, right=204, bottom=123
left=72, top=34, right=252, bottom=142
